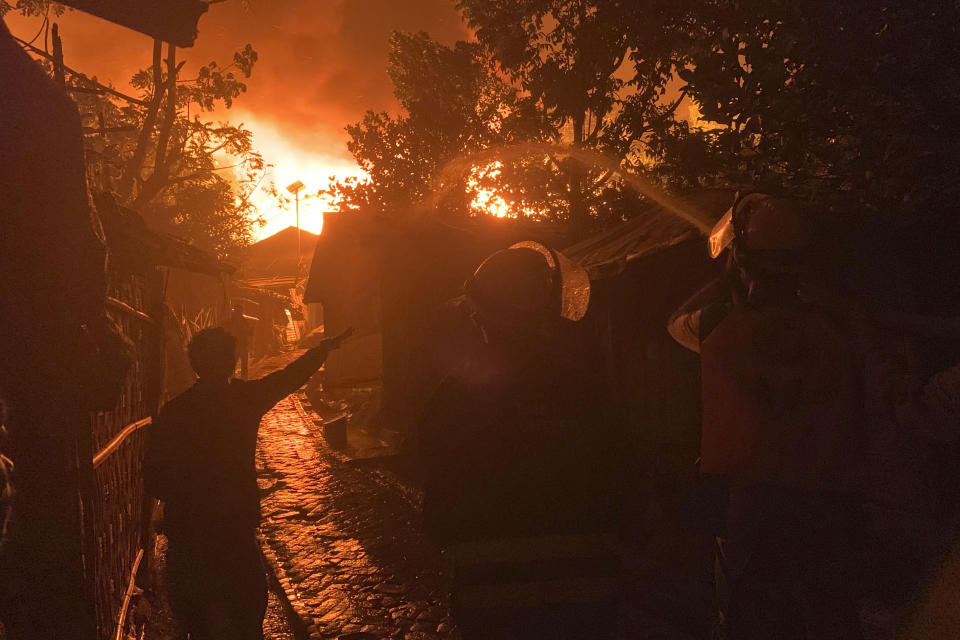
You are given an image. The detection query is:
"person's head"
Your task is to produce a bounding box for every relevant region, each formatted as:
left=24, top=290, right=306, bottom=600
left=712, top=192, right=812, bottom=303
left=464, top=242, right=590, bottom=350
left=188, top=327, right=237, bottom=382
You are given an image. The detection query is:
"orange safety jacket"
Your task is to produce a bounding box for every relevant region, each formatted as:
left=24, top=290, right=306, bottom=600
left=699, top=303, right=860, bottom=489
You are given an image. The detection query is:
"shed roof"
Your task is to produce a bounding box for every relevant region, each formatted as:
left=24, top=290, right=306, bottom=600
left=238, top=226, right=319, bottom=282
left=303, top=210, right=569, bottom=305
left=94, top=194, right=232, bottom=276
left=565, top=190, right=733, bottom=279
left=59, top=0, right=209, bottom=47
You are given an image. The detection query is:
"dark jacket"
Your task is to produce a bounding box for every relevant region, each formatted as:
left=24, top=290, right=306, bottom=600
left=420, top=371, right=624, bottom=545
left=418, top=342, right=627, bottom=614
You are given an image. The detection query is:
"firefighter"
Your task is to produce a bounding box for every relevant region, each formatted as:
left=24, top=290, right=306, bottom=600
left=670, top=193, right=865, bottom=639
left=418, top=242, right=626, bottom=640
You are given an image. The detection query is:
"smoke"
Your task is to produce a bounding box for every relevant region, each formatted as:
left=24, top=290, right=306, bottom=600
left=4, top=0, right=471, bottom=162
left=202, top=0, right=470, bottom=151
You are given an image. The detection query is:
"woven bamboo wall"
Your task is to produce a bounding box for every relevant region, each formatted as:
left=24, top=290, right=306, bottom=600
left=89, top=267, right=162, bottom=640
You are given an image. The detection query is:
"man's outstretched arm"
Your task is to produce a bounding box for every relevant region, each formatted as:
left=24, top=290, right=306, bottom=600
left=250, top=329, right=353, bottom=413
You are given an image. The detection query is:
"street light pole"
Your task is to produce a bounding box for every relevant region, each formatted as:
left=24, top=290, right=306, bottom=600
left=285, top=180, right=306, bottom=282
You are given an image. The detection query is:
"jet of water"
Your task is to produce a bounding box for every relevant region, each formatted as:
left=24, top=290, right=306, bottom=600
left=423, top=142, right=715, bottom=234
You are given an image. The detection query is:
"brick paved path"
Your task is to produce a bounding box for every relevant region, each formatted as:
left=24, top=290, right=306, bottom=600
left=256, top=394, right=453, bottom=640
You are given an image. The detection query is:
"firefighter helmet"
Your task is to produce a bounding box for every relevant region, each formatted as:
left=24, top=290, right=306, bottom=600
left=709, top=192, right=810, bottom=258
left=465, top=241, right=591, bottom=323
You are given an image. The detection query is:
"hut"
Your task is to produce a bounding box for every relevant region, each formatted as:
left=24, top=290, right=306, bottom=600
left=57, top=0, right=209, bottom=47
left=567, top=191, right=731, bottom=462
left=91, top=196, right=234, bottom=639
left=237, top=225, right=319, bottom=290
left=0, top=4, right=223, bottom=637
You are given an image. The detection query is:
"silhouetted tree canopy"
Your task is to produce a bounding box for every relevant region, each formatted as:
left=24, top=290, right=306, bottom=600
left=332, top=0, right=960, bottom=241
left=4, top=1, right=268, bottom=257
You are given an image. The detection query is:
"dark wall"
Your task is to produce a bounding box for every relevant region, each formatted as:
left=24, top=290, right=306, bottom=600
left=589, top=238, right=720, bottom=632
left=601, top=239, right=718, bottom=468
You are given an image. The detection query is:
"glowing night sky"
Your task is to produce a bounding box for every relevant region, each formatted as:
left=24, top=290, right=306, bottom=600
left=4, top=0, right=470, bottom=238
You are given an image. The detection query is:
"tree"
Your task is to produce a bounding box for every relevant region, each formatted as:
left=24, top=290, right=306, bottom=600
left=458, top=0, right=634, bottom=235
left=3, top=1, right=267, bottom=257
left=330, top=7, right=716, bottom=238
left=326, top=32, right=568, bottom=222
left=464, top=0, right=960, bottom=219
left=337, top=0, right=960, bottom=248
left=460, top=0, right=960, bottom=310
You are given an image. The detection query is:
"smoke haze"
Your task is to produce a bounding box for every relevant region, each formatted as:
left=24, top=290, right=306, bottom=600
left=4, top=0, right=471, bottom=223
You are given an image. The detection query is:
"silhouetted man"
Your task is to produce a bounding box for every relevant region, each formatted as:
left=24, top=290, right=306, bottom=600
left=145, top=326, right=349, bottom=640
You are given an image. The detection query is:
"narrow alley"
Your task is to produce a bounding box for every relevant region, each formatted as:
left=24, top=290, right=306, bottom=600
left=255, top=361, right=452, bottom=640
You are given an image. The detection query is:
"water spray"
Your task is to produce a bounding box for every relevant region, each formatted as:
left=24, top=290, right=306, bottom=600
left=421, top=143, right=715, bottom=234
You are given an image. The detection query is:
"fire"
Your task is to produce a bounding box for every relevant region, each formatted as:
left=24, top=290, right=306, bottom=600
left=243, top=126, right=524, bottom=239
left=468, top=162, right=513, bottom=218
left=237, top=114, right=367, bottom=240
left=471, top=187, right=511, bottom=218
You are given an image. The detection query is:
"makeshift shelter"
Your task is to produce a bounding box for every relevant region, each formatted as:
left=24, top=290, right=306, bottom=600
left=92, top=196, right=234, bottom=639
left=0, top=6, right=218, bottom=637
left=237, top=225, right=319, bottom=292
left=304, top=211, right=570, bottom=433
left=567, top=190, right=731, bottom=454
left=236, top=226, right=322, bottom=341
left=227, top=281, right=295, bottom=361
left=0, top=21, right=114, bottom=638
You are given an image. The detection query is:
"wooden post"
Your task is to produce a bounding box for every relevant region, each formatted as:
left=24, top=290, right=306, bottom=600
left=51, top=23, right=65, bottom=87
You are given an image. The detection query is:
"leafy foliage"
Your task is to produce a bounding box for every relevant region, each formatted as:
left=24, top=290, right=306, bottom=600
left=328, top=5, right=713, bottom=238
left=332, top=0, right=960, bottom=241
left=0, top=0, right=64, bottom=18
left=326, top=33, right=563, bottom=220
left=6, top=1, right=267, bottom=257
left=75, top=41, right=265, bottom=258
left=465, top=0, right=960, bottom=218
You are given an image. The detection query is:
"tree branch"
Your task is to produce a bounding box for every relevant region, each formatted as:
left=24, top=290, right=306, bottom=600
left=587, top=110, right=605, bottom=143
left=203, top=134, right=246, bottom=158
left=13, top=35, right=149, bottom=106
left=660, top=90, right=687, bottom=120
left=133, top=163, right=246, bottom=207
left=153, top=43, right=178, bottom=174
left=545, top=152, right=565, bottom=173
left=65, top=84, right=148, bottom=106
left=589, top=168, right=616, bottom=190
left=118, top=39, right=165, bottom=200
left=83, top=125, right=138, bottom=135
